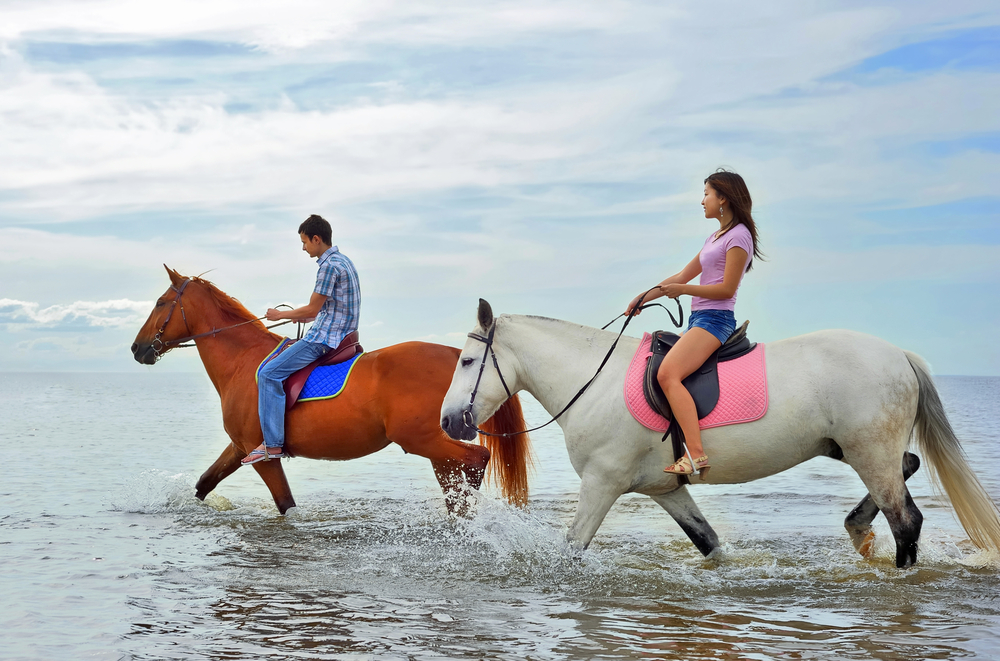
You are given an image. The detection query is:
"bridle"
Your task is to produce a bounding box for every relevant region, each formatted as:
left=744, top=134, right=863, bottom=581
left=462, top=322, right=514, bottom=431
left=462, top=289, right=683, bottom=437
left=149, top=278, right=295, bottom=362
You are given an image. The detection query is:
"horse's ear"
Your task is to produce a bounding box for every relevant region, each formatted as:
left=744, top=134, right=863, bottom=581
left=164, top=264, right=183, bottom=286
left=477, top=298, right=494, bottom=329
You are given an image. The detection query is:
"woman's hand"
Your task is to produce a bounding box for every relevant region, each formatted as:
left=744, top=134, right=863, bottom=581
left=625, top=294, right=645, bottom=316
left=659, top=283, right=686, bottom=299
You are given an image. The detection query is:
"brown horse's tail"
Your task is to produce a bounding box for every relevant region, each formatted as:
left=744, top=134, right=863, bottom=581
left=478, top=394, right=534, bottom=508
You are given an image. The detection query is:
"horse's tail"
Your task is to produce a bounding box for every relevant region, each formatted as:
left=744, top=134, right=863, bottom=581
left=906, top=351, right=1000, bottom=552
left=478, top=394, right=534, bottom=508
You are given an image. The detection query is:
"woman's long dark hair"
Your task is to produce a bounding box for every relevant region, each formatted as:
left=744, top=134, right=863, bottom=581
left=705, top=169, right=764, bottom=271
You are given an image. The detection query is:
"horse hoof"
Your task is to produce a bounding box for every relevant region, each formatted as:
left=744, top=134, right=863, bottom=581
left=858, top=530, right=876, bottom=558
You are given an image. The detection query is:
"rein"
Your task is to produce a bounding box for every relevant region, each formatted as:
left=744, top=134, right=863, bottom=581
left=464, top=288, right=683, bottom=437
left=150, top=278, right=299, bottom=362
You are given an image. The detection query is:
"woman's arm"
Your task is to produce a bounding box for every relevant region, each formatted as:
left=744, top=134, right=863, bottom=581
left=660, top=247, right=748, bottom=301
left=625, top=253, right=702, bottom=314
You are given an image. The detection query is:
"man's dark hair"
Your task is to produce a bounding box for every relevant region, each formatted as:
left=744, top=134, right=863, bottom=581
left=298, top=214, right=332, bottom=245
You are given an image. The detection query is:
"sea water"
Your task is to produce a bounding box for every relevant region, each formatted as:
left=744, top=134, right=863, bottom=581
left=1, top=372, right=999, bottom=660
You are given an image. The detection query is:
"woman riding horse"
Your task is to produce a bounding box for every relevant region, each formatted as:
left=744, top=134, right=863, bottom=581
left=626, top=170, right=763, bottom=476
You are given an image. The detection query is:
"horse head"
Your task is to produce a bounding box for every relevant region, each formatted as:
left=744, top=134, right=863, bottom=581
left=131, top=265, right=205, bottom=365
left=441, top=298, right=518, bottom=441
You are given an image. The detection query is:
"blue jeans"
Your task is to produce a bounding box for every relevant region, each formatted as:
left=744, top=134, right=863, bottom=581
left=688, top=309, right=737, bottom=344
left=258, top=340, right=330, bottom=448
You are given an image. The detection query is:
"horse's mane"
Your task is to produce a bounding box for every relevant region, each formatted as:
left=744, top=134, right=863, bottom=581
left=192, top=276, right=270, bottom=332
left=516, top=313, right=615, bottom=337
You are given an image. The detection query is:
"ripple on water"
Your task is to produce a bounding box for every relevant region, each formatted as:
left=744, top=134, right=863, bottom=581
left=8, top=373, right=1000, bottom=659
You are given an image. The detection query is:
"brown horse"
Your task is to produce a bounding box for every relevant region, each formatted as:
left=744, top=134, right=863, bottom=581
left=131, top=266, right=532, bottom=514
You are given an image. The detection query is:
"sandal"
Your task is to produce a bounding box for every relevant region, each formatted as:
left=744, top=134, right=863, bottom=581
left=241, top=444, right=285, bottom=465
left=664, top=455, right=711, bottom=475
left=664, top=456, right=694, bottom=475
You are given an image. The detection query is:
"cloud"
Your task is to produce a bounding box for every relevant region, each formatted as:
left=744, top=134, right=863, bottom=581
left=1, top=54, right=655, bottom=222
left=0, top=297, right=152, bottom=329
left=0, top=0, right=663, bottom=51
left=2, top=1, right=1000, bottom=373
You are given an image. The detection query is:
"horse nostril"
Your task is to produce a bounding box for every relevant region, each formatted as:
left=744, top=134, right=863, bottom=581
left=131, top=343, right=139, bottom=355
left=441, top=417, right=450, bottom=431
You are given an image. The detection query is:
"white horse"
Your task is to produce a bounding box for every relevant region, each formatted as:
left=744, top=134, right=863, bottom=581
left=440, top=300, right=1000, bottom=568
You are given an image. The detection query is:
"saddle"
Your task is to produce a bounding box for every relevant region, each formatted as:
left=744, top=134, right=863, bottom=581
left=642, top=320, right=754, bottom=483
left=284, top=330, right=363, bottom=410
left=642, top=320, right=755, bottom=422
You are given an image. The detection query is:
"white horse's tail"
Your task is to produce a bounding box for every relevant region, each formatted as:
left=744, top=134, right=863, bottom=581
left=906, top=351, right=1000, bottom=552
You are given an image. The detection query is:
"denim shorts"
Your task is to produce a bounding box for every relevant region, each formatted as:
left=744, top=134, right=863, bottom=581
left=688, top=309, right=737, bottom=344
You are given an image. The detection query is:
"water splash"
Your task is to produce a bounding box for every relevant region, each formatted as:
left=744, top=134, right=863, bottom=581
left=108, top=469, right=237, bottom=514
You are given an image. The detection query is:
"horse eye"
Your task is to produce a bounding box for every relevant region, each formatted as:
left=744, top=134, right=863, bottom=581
left=461, top=357, right=474, bottom=367
left=155, top=300, right=166, bottom=307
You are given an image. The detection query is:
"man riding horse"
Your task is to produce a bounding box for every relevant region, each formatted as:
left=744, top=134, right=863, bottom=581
left=242, top=214, right=362, bottom=465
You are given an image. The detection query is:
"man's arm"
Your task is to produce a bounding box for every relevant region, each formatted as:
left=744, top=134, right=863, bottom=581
left=265, top=292, right=328, bottom=322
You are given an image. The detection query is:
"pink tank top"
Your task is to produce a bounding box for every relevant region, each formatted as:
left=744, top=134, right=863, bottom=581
left=691, top=224, right=753, bottom=312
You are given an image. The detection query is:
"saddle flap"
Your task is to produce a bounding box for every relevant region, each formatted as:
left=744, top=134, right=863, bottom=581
left=642, top=352, right=672, bottom=420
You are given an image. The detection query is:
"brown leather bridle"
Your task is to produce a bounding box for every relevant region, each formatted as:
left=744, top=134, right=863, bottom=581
left=150, top=278, right=195, bottom=361
left=149, top=278, right=293, bottom=362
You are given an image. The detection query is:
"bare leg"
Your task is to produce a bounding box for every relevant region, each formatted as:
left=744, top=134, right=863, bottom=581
left=657, top=327, right=722, bottom=466
left=195, top=443, right=244, bottom=501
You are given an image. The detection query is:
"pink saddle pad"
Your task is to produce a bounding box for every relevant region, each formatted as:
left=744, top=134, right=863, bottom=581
left=623, top=332, right=769, bottom=432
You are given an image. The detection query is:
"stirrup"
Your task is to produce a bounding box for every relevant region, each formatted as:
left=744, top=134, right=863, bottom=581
left=241, top=445, right=285, bottom=465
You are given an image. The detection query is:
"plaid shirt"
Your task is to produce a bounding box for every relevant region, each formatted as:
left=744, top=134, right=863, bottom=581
left=303, top=246, right=361, bottom=348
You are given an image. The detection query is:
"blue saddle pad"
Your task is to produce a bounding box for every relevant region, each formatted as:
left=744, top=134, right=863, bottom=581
left=299, top=352, right=364, bottom=402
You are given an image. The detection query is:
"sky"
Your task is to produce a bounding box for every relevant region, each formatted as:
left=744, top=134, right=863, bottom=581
left=0, top=1, right=998, bottom=375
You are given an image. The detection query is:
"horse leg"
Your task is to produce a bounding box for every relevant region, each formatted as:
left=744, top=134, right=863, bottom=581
left=649, top=487, right=720, bottom=557
left=394, top=429, right=491, bottom=515
left=848, top=453, right=923, bottom=568
left=885, top=487, right=923, bottom=568
left=195, top=443, right=244, bottom=501
left=844, top=451, right=921, bottom=558
left=566, top=473, right=622, bottom=552
left=430, top=458, right=481, bottom=517
left=251, top=459, right=297, bottom=514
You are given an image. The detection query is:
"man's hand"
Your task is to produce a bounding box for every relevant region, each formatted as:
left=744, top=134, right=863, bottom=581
left=265, top=308, right=284, bottom=322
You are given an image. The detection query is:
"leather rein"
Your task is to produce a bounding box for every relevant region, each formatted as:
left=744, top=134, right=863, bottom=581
left=463, top=288, right=683, bottom=437
left=150, top=278, right=295, bottom=362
